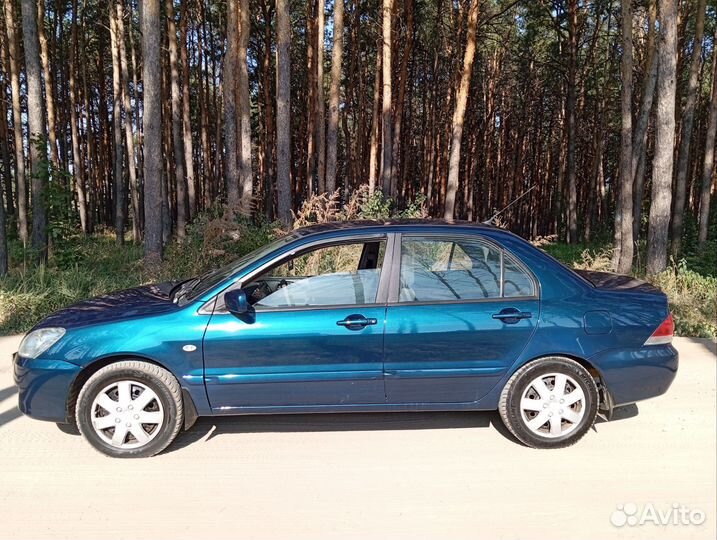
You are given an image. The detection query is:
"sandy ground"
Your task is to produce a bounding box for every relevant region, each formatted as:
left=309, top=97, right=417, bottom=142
left=0, top=333, right=714, bottom=540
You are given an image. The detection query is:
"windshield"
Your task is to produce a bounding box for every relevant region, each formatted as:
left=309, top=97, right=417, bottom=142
left=181, top=234, right=296, bottom=303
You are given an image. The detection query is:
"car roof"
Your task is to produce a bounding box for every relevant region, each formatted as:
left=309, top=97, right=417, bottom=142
left=290, top=219, right=499, bottom=238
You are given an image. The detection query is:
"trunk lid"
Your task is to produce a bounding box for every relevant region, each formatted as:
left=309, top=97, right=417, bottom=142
left=574, top=270, right=665, bottom=296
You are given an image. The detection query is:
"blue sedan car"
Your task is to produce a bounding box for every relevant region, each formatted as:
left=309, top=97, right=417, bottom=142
left=14, top=220, right=678, bottom=457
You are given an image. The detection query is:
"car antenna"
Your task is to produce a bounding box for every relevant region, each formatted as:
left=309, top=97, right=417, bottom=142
left=483, top=185, right=537, bottom=225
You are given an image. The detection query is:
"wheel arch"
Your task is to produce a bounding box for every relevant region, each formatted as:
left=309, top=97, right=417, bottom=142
left=66, top=354, right=199, bottom=430
left=514, top=353, right=613, bottom=415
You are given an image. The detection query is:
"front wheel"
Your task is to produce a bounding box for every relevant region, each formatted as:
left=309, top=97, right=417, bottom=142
left=75, top=361, right=184, bottom=458
left=499, top=357, right=598, bottom=448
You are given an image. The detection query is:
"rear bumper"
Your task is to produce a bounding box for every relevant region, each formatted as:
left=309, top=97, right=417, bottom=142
left=589, top=344, right=678, bottom=407
left=13, top=353, right=80, bottom=423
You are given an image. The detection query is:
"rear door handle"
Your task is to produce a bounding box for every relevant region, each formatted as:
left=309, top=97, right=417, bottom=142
left=492, top=308, right=532, bottom=323
left=336, top=314, right=378, bottom=330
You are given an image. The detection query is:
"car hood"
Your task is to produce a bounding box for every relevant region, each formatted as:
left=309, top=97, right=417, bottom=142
left=33, top=282, right=182, bottom=330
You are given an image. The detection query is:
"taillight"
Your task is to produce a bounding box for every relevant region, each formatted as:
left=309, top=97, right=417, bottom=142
left=644, top=313, right=674, bottom=345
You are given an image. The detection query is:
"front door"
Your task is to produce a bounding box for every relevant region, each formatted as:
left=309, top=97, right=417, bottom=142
left=383, top=234, right=539, bottom=403
left=203, top=237, right=389, bottom=411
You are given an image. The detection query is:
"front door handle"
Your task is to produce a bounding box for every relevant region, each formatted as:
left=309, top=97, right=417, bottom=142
left=336, top=314, right=378, bottom=330
left=492, top=308, right=532, bottom=324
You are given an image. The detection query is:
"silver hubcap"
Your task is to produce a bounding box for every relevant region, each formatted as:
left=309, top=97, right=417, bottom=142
left=520, top=372, right=586, bottom=438
left=90, top=381, right=164, bottom=449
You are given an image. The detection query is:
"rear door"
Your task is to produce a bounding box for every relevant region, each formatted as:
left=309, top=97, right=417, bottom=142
left=383, top=234, right=539, bottom=404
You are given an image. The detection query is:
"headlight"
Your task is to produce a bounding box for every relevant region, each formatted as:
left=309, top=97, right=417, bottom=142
left=18, top=327, right=66, bottom=359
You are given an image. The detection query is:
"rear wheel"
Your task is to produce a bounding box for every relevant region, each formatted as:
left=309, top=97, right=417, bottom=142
left=499, top=357, right=598, bottom=448
left=75, top=361, right=183, bottom=458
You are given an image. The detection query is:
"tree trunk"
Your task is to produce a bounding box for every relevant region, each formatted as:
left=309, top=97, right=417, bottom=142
left=613, top=0, right=634, bottom=274
left=0, top=64, right=6, bottom=273
left=670, top=0, right=706, bottom=256
left=565, top=0, right=578, bottom=243
left=632, top=0, right=658, bottom=243
left=141, top=0, right=163, bottom=263
left=161, top=55, right=172, bottom=243
left=0, top=16, right=14, bottom=221
left=325, top=0, right=344, bottom=194
left=80, top=18, right=96, bottom=234
left=276, top=0, right=292, bottom=224
left=110, top=0, right=125, bottom=244
left=238, top=0, right=252, bottom=211
left=129, top=3, right=143, bottom=227
left=304, top=1, right=316, bottom=196
left=391, top=0, right=414, bottom=198
left=116, top=0, right=139, bottom=242
left=368, top=36, right=381, bottom=194
left=223, top=0, right=239, bottom=208
left=68, top=0, right=88, bottom=234
left=21, top=0, right=49, bottom=260
left=180, top=1, right=196, bottom=219
left=697, top=25, right=717, bottom=247
left=197, top=12, right=211, bottom=208
left=315, top=0, right=326, bottom=194
left=165, top=0, right=187, bottom=237
left=3, top=0, right=28, bottom=243
left=0, top=167, right=5, bottom=274
left=259, top=0, right=275, bottom=221
left=646, top=0, right=677, bottom=275
left=379, top=0, right=393, bottom=195
left=0, top=44, right=13, bottom=221
left=37, top=0, right=59, bottom=169
left=443, top=0, right=479, bottom=219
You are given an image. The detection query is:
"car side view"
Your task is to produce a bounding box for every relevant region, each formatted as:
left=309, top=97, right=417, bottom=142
left=14, top=220, right=678, bottom=457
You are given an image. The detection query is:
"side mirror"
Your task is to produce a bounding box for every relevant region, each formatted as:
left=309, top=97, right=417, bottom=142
left=224, top=289, right=249, bottom=315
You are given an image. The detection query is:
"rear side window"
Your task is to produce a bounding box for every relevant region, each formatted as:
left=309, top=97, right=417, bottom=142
left=398, top=237, right=534, bottom=303
left=503, top=256, right=535, bottom=297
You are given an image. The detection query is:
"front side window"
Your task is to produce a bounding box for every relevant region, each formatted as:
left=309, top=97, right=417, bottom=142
left=398, top=237, right=534, bottom=302
left=183, top=234, right=296, bottom=303
left=243, top=240, right=386, bottom=309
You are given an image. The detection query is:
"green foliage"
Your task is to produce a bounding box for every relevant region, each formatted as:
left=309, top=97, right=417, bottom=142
left=676, top=210, right=717, bottom=278
left=359, top=190, right=427, bottom=220
left=359, top=191, right=393, bottom=219
left=397, top=193, right=428, bottom=219
left=541, top=242, right=602, bottom=267
left=651, top=260, right=717, bottom=340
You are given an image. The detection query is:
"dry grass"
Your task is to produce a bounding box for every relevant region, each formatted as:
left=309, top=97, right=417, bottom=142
left=572, top=248, right=614, bottom=272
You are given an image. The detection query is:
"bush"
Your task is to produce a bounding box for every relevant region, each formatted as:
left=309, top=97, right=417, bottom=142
left=651, top=260, right=717, bottom=339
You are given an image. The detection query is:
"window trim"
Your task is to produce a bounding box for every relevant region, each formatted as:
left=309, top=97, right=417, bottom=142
left=204, top=233, right=394, bottom=314
left=387, top=233, right=539, bottom=305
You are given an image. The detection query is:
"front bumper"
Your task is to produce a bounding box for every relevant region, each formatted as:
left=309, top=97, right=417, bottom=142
left=13, top=353, right=81, bottom=422
left=590, top=344, right=679, bottom=407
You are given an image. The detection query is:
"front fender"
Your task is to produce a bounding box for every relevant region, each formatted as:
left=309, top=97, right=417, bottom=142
left=40, top=309, right=213, bottom=416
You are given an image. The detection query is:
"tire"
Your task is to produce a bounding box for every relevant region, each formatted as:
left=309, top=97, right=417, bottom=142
left=75, top=361, right=183, bottom=458
left=499, top=357, right=598, bottom=449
